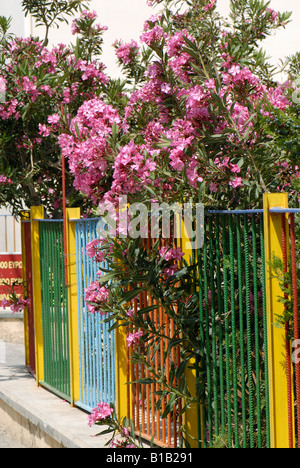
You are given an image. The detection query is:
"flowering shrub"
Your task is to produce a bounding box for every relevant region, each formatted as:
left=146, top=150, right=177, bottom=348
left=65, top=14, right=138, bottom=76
left=58, top=0, right=296, bottom=212
left=88, top=402, right=145, bottom=448
left=0, top=4, right=110, bottom=215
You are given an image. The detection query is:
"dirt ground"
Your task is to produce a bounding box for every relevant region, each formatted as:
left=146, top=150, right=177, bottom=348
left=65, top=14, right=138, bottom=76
left=0, top=318, right=24, bottom=344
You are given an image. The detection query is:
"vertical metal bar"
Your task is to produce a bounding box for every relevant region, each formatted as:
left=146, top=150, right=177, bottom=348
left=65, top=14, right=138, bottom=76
left=140, top=288, right=146, bottom=436
left=209, top=216, right=218, bottom=439
left=30, top=207, right=44, bottom=385
left=55, top=224, right=63, bottom=393
left=251, top=215, right=262, bottom=447
left=75, top=222, right=83, bottom=405
left=197, top=229, right=206, bottom=447
left=222, top=215, right=232, bottom=447
left=48, top=223, right=55, bottom=389
left=203, top=224, right=212, bottom=444
left=83, top=222, right=91, bottom=407
left=260, top=214, right=271, bottom=448
left=229, top=216, right=239, bottom=447
left=236, top=215, right=247, bottom=447
left=290, top=214, right=300, bottom=446
left=281, top=214, right=294, bottom=449
left=215, top=215, right=225, bottom=438
left=244, top=214, right=254, bottom=448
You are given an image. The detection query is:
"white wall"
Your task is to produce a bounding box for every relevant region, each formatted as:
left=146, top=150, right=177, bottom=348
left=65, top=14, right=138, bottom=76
left=0, top=0, right=26, bottom=36
left=0, top=208, right=21, bottom=253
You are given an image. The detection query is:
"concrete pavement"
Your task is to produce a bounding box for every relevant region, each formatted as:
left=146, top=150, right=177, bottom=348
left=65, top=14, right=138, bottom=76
left=0, top=334, right=112, bottom=448
left=0, top=424, right=29, bottom=448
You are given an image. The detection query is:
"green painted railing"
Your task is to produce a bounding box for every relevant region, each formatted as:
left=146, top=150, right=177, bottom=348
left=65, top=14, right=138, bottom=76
left=196, top=211, right=270, bottom=448
left=39, top=220, right=71, bottom=401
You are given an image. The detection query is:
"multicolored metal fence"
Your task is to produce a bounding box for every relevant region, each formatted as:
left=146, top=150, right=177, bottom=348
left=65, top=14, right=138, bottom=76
left=74, top=218, right=116, bottom=412
left=39, top=220, right=71, bottom=401
left=21, top=194, right=300, bottom=448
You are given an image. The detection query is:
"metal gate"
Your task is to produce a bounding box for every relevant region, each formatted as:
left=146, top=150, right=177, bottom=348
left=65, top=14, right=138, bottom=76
left=74, top=219, right=116, bottom=412
left=39, top=220, right=71, bottom=400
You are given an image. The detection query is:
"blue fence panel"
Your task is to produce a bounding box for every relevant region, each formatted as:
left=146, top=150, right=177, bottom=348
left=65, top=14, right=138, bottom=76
left=75, top=219, right=116, bottom=412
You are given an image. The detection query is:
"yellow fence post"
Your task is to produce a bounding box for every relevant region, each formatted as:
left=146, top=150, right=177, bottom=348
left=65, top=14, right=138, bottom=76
left=181, top=216, right=200, bottom=448
left=263, top=193, right=295, bottom=448
left=30, top=206, right=44, bottom=386
left=116, top=324, right=130, bottom=420
left=66, top=208, right=81, bottom=407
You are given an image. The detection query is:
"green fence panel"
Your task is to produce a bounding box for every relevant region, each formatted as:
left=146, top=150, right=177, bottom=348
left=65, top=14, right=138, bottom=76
left=39, top=220, right=71, bottom=401
left=197, top=211, right=270, bottom=448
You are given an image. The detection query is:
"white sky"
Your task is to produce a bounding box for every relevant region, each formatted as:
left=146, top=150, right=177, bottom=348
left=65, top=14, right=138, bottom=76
left=0, top=1, right=299, bottom=78
left=30, top=0, right=300, bottom=79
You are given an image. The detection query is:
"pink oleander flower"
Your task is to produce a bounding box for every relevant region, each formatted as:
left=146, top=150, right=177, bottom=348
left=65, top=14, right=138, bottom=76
left=1, top=298, right=9, bottom=309
left=38, top=123, right=51, bottom=137
left=2, top=298, right=30, bottom=314
left=115, top=40, right=140, bottom=65
left=108, top=141, right=157, bottom=197
left=10, top=298, right=30, bottom=314
left=47, top=113, right=60, bottom=125
left=127, top=330, right=144, bottom=348
left=88, top=402, right=114, bottom=427
left=209, top=182, right=218, bottom=193
left=163, top=264, right=179, bottom=278
left=265, top=8, right=279, bottom=23
left=229, top=177, right=243, bottom=189
left=140, top=25, right=166, bottom=46
left=126, top=308, right=135, bottom=319
left=84, top=282, right=109, bottom=315
left=0, top=175, right=13, bottom=184
left=58, top=97, right=121, bottom=204
left=159, top=246, right=185, bottom=262
left=203, top=0, right=216, bottom=12
left=85, top=239, right=107, bottom=263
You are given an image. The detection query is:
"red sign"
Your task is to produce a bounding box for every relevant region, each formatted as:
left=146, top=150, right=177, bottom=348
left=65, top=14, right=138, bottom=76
left=0, top=254, right=23, bottom=302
